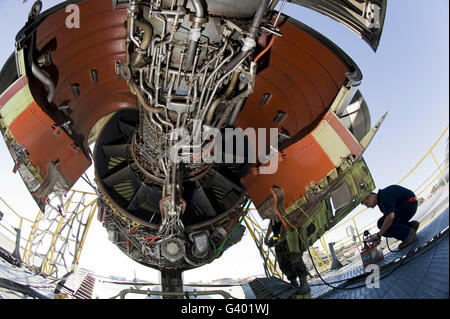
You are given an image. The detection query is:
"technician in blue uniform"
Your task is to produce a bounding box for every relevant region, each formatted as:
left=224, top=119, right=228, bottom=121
left=362, top=185, right=420, bottom=249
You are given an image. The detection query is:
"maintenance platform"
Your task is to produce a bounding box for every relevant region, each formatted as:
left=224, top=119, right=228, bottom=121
left=0, top=185, right=447, bottom=299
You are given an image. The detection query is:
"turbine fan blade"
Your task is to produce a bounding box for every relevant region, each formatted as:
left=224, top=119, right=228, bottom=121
left=103, top=165, right=134, bottom=188
left=209, top=169, right=243, bottom=193
left=191, top=185, right=217, bottom=217
left=127, top=182, right=150, bottom=211
left=118, top=119, right=135, bottom=136
left=102, top=144, right=130, bottom=158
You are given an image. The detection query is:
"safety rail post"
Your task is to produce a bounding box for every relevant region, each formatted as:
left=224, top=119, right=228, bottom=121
left=351, top=217, right=364, bottom=249
left=319, top=236, right=332, bottom=269
left=396, top=125, right=448, bottom=185
left=18, top=217, right=23, bottom=234
left=430, top=151, right=448, bottom=189
left=72, top=203, right=97, bottom=272
left=310, top=246, right=326, bottom=273
left=22, top=209, right=43, bottom=265
left=0, top=196, right=35, bottom=256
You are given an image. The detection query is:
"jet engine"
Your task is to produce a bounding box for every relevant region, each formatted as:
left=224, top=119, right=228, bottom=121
left=0, top=0, right=386, bottom=276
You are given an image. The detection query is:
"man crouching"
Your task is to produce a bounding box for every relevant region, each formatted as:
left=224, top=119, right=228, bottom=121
left=362, top=185, right=420, bottom=249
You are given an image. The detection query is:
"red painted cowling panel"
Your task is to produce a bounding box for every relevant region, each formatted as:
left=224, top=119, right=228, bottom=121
left=238, top=16, right=356, bottom=215
left=35, top=0, right=134, bottom=147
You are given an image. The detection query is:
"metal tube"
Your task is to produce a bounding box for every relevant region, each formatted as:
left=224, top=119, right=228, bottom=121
left=129, top=79, right=164, bottom=113
left=205, top=98, right=223, bottom=125
left=196, top=43, right=234, bottom=118
left=184, top=39, right=199, bottom=71
left=132, top=19, right=153, bottom=67
left=156, top=113, right=174, bottom=130
left=228, top=99, right=245, bottom=126
left=269, top=0, right=280, bottom=11
left=128, top=7, right=140, bottom=48
left=164, top=44, right=173, bottom=86
left=153, top=14, right=166, bottom=38
left=31, top=61, right=55, bottom=103
left=224, top=71, right=240, bottom=97
left=222, top=48, right=253, bottom=73
left=205, top=71, right=240, bottom=125
left=228, top=79, right=248, bottom=125
left=249, top=0, right=269, bottom=38
left=191, top=0, right=205, bottom=18
left=194, top=40, right=228, bottom=86
left=176, top=52, right=185, bottom=89
left=139, top=70, right=154, bottom=103
left=273, top=0, right=288, bottom=26
left=201, top=51, right=250, bottom=122
left=150, top=113, right=163, bottom=132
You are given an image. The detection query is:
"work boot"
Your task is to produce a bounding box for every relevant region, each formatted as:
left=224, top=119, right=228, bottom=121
left=409, top=220, right=420, bottom=232
left=297, top=276, right=311, bottom=295
left=398, top=228, right=417, bottom=250
left=289, top=278, right=300, bottom=288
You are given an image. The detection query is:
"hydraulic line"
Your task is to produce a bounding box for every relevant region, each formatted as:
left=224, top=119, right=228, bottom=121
left=129, top=79, right=164, bottom=113
left=253, top=35, right=275, bottom=63
left=385, top=237, right=395, bottom=252
left=0, top=277, right=50, bottom=299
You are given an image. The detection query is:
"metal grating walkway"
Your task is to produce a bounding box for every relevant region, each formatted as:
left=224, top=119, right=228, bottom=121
left=308, top=191, right=449, bottom=299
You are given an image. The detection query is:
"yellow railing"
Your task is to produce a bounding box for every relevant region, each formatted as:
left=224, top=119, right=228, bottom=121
left=0, top=189, right=98, bottom=277
left=243, top=214, right=284, bottom=279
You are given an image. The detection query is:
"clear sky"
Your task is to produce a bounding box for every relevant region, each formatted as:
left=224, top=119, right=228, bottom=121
left=0, top=1, right=448, bottom=283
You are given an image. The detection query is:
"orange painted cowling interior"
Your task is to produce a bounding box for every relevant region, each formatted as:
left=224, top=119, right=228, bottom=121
left=235, top=17, right=350, bottom=148
left=241, top=118, right=336, bottom=210
left=34, top=0, right=134, bottom=146
left=237, top=16, right=355, bottom=212
left=8, top=100, right=91, bottom=186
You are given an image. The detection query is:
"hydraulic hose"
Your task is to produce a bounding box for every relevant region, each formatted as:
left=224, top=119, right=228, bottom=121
left=249, top=0, right=269, bottom=38
left=0, top=278, right=50, bottom=299
left=222, top=0, right=268, bottom=72
left=184, top=0, right=206, bottom=71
